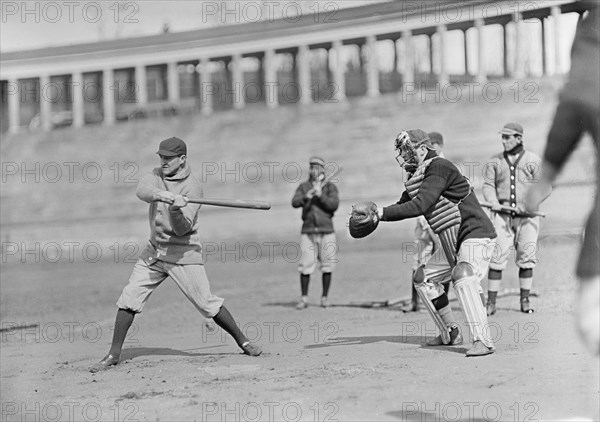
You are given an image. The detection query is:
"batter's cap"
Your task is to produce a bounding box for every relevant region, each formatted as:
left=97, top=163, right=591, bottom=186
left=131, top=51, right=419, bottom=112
left=499, top=122, right=524, bottom=136
left=157, top=137, right=187, bottom=157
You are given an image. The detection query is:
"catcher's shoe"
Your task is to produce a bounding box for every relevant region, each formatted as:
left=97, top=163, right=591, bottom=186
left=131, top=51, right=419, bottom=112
left=466, top=340, right=495, bottom=357
left=520, top=297, right=534, bottom=313
left=241, top=341, right=262, bottom=357
left=486, top=301, right=497, bottom=316
left=320, top=297, right=330, bottom=308
left=400, top=301, right=419, bottom=313
left=296, top=297, right=308, bottom=310
left=89, top=354, right=120, bottom=373
left=427, top=326, right=463, bottom=346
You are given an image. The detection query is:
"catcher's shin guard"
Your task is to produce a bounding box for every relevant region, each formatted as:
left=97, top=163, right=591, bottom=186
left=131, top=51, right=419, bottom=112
left=413, top=266, right=451, bottom=345
left=452, top=262, right=495, bottom=348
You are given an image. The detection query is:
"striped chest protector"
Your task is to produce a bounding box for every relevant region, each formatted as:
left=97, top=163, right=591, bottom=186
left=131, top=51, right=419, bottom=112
left=404, top=157, right=469, bottom=266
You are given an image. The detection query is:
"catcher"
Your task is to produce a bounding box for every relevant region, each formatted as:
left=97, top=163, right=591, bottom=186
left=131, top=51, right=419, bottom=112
left=90, top=137, right=261, bottom=372
left=350, top=129, right=497, bottom=356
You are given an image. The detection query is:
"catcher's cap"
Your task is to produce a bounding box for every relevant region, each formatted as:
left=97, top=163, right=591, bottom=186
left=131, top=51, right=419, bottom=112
left=499, top=122, right=524, bottom=136
left=309, top=156, right=325, bottom=166
left=157, top=137, right=187, bottom=157
left=428, top=131, right=444, bottom=146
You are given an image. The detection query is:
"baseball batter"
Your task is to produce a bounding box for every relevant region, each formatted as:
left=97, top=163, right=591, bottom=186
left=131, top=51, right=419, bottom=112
left=483, top=123, right=551, bottom=315
left=526, top=0, right=599, bottom=355
left=350, top=129, right=498, bottom=356
left=90, top=137, right=261, bottom=372
left=291, top=157, right=339, bottom=309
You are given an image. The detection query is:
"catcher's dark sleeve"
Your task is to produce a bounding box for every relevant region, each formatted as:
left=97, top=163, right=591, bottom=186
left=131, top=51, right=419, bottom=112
left=381, top=163, right=449, bottom=221
left=318, top=183, right=339, bottom=213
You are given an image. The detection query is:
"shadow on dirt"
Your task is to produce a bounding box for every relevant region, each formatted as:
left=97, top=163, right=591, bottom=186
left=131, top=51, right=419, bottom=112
left=387, top=408, right=488, bottom=421
left=120, top=347, right=230, bottom=361
left=305, top=336, right=467, bottom=355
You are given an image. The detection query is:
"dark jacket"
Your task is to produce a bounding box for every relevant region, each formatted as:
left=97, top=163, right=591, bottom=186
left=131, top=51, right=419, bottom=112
left=291, top=181, right=339, bottom=234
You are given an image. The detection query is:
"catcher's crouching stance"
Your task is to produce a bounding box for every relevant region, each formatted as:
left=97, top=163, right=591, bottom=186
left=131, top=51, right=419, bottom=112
left=90, top=137, right=262, bottom=373
left=350, top=129, right=498, bottom=356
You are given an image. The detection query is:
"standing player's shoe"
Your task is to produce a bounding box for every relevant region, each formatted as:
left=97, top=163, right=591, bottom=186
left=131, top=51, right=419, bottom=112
left=466, top=340, right=495, bottom=357
left=400, top=301, right=419, bottom=313
left=89, top=354, right=120, bottom=373
left=296, top=297, right=308, bottom=310
left=320, top=297, right=330, bottom=308
left=241, top=341, right=262, bottom=356
left=520, top=297, right=534, bottom=313
left=486, top=301, right=497, bottom=316
left=427, top=325, right=463, bottom=346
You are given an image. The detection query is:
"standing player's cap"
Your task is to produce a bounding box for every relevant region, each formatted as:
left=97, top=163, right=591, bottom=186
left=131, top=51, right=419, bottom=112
left=499, top=122, right=524, bottom=136
left=309, top=156, right=325, bottom=166
left=156, top=137, right=187, bottom=156
left=428, top=131, right=444, bottom=146
left=406, top=129, right=434, bottom=148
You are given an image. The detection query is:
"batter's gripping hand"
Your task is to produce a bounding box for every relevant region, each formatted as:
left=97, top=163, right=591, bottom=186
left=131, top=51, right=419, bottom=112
left=349, top=201, right=380, bottom=238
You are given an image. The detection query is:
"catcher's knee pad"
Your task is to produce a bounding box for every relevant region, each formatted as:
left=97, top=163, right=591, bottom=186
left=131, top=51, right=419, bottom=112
left=453, top=275, right=495, bottom=348
left=451, top=261, right=475, bottom=285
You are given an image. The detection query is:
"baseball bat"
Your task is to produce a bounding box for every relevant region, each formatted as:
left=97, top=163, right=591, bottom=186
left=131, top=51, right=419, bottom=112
left=480, top=201, right=546, bottom=218
left=184, top=197, right=271, bottom=210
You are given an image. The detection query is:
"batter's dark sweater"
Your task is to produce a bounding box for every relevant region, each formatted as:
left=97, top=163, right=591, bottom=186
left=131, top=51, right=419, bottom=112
left=382, top=153, right=496, bottom=248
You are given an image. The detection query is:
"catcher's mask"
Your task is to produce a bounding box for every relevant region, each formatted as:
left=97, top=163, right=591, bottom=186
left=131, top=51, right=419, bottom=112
left=394, top=130, right=432, bottom=173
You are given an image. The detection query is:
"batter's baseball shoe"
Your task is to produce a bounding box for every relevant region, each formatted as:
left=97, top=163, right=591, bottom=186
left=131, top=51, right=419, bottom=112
left=241, top=341, right=262, bottom=356
left=320, top=297, right=330, bottom=308
left=427, top=325, right=463, bottom=346
left=486, top=301, right=497, bottom=316
left=89, top=354, right=120, bottom=373
left=296, top=297, right=308, bottom=310
left=466, top=341, right=495, bottom=357
left=520, top=298, right=534, bottom=313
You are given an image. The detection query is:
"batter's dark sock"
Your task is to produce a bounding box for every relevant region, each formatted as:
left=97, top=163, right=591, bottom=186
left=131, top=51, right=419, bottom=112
left=520, top=289, right=531, bottom=300
left=322, top=273, right=332, bottom=297
left=300, top=274, right=310, bottom=296
left=213, top=306, right=247, bottom=347
left=109, top=308, right=136, bottom=357
left=488, top=269, right=502, bottom=280
left=488, top=290, right=498, bottom=304
left=441, top=282, right=450, bottom=295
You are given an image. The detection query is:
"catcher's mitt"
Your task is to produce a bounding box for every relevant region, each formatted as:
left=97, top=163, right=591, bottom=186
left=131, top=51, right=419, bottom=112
left=349, top=201, right=380, bottom=238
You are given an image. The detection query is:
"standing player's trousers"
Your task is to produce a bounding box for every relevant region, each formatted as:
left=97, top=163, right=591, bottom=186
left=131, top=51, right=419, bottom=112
left=298, top=233, right=337, bottom=275
left=489, top=213, right=540, bottom=271
left=117, top=257, right=224, bottom=317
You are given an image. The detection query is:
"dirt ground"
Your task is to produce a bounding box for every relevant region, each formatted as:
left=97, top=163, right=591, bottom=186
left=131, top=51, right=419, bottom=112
left=1, top=229, right=599, bottom=422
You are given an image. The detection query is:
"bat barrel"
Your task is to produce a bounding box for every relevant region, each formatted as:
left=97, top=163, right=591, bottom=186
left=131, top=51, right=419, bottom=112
left=185, top=197, right=271, bottom=210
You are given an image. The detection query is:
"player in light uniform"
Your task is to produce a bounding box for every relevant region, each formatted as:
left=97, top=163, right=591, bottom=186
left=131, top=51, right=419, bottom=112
left=402, top=132, right=448, bottom=312
left=526, top=0, right=599, bottom=355
left=361, top=129, right=498, bottom=356
left=483, top=123, right=551, bottom=315
left=291, top=157, right=340, bottom=309
left=90, top=137, right=261, bottom=372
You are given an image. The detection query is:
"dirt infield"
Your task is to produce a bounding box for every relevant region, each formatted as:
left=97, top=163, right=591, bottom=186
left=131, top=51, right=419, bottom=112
left=1, top=232, right=598, bottom=422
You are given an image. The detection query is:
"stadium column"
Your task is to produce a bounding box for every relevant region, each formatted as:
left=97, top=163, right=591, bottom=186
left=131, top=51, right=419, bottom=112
left=365, top=35, right=380, bottom=97
left=513, top=12, right=526, bottom=78
left=39, top=74, right=52, bottom=131
left=135, top=64, right=148, bottom=109
left=401, top=30, right=415, bottom=86
left=71, top=71, right=84, bottom=128
left=551, top=6, right=563, bottom=74
left=102, top=68, right=116, bottom=125
left=264, top=48, right=278, bottom=108
left=332, top=40, right=347, bottom=102
left=297, top=45, right=312, bottom=105
left=231, top=53, right=245, bottom=110
left=167, top=61, right=180, bottom=104
left=437, top=25, right=449, bottom=86
left=475, top=18, right=487, bottom=83
left=199, top=58, right=213, bottom=116
left=8, top=78, right=20, bottom=134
